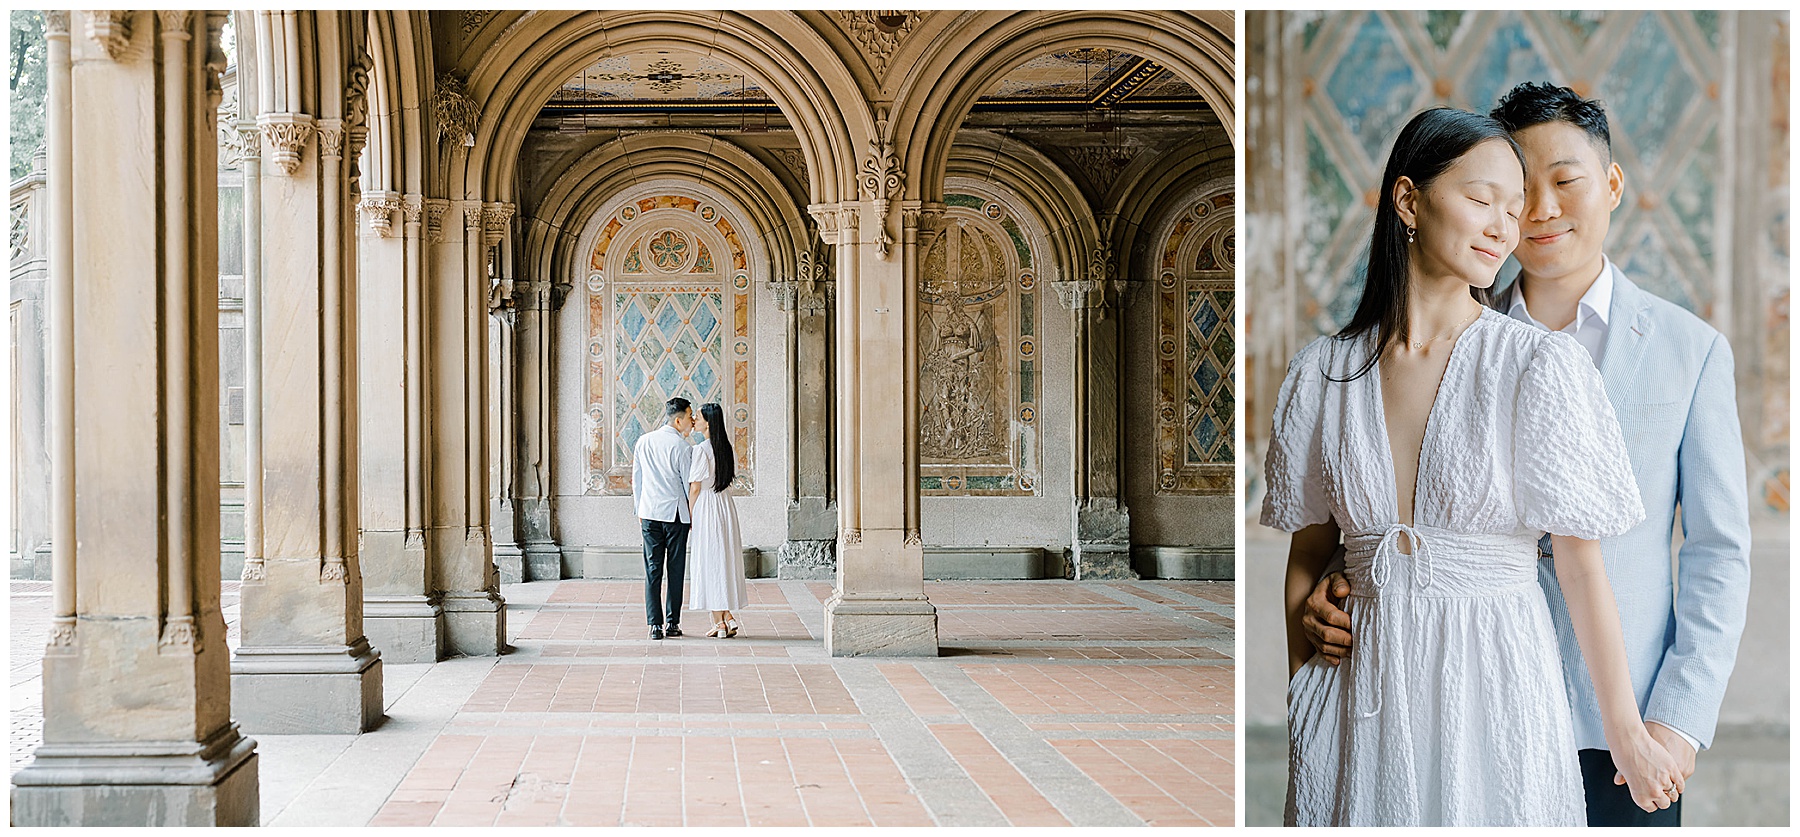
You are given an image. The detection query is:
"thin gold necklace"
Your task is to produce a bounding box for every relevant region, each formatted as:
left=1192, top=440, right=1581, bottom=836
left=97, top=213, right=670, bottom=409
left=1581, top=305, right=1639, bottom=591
left=1409, top=303, right=1482, bottom=350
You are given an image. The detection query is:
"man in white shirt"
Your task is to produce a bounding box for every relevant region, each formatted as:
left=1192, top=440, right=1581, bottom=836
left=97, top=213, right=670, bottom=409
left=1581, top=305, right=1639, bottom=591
left=1300, top=82, right=1751, bottom=826
left=633, top=397, right=696, bottom=640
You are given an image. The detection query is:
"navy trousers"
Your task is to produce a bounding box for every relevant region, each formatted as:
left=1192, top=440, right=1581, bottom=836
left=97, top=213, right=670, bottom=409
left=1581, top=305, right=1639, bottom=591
left=1580, top=748, right=1681, bottom=826
left=641, top=518, right=689, bottom=628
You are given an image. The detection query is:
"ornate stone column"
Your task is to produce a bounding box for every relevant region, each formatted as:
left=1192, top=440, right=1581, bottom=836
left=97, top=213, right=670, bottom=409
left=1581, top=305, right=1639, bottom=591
left=773, top=246, right=838, bottom=578
left=1053, top=239, right=1139, bottom=580
left=484, top=202, right=525, bottom=582
left=358, top=191, right=443, bottom=663
left=231, top=11, right=382, bottom=733
left=816, top=130, right=939, bottom=656
left=427, top=199, right=505, bottom=655
left=516, top=264, right=563, bottom=579
left=12, top=11, right=260, bottom=825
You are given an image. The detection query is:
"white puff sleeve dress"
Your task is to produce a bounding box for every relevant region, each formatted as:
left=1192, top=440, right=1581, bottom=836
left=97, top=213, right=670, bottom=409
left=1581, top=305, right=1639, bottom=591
left=1262, top=309, right=1644, bottom=826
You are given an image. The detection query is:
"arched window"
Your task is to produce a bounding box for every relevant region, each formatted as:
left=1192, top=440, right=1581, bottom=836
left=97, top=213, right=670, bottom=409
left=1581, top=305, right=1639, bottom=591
left=1156, top=186, right=1234, bottom=495
left=582, top=194, right=754, bottom=494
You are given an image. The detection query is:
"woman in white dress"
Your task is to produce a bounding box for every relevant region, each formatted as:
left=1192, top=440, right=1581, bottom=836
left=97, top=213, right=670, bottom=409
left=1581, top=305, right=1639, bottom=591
left=687, top=402, right=747, bottom=637
left=1261, top=108, right=1682, bottom=825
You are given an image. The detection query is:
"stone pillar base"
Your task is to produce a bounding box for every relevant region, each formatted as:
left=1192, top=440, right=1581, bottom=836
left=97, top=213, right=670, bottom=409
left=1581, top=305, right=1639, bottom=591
left=494, top=543, right=525, bottom=584
left=1133, top=546, right=1232, bottom=580
left=522, top=541, right=563, bottom=581
left=231, top=639, right=383, bottom=734
left=823, top=594, right=938, bottom=657
left=364, top=596, right=445, bottom=664
left=443, top=589, right=506, bottom=656
left=1071, top=544, right=1139, bottom=581
left=778, top=539, right=837, bottom=579
left=11, top=725, right=259, bottom=826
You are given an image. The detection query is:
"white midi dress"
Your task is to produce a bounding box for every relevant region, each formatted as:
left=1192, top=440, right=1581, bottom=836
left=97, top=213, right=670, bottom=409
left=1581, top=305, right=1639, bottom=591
left=687, top=442, right=747, bottom=611
left=1260, top=309, right=1644, bottom=826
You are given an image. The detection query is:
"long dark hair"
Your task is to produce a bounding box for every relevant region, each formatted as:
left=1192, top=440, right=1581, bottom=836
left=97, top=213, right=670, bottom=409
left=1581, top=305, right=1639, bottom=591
left=700, top=402, right=735, bottom=492
left=1333, top=108, right=1525, bottom=381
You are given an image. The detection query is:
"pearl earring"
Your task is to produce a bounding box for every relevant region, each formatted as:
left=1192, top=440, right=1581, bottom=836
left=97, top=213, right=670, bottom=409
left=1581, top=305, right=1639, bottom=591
left=1406, top=225, right=1416, bottom=244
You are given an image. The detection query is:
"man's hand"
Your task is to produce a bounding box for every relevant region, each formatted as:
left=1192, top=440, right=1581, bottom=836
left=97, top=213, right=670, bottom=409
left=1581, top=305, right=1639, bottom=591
left=1301, top=572, right=1355, bottom=664
left=1644, top=721, right=1698, bottom=781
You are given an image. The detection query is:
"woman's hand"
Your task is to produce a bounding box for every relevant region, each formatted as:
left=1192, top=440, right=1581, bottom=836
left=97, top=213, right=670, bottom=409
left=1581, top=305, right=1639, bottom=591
left=1608, top=722, right=1684, bottom=813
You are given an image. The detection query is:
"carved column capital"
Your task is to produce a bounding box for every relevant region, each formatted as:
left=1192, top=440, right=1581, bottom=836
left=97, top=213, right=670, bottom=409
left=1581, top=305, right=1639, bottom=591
left=1050, top=279, right=1108, bottom=311
left=807, top=203, right=854, bottom=247
left=155, top=10, right=191, bottom=36
left=83, top=10, right=133, bottom=60
left=400, top=194, right=424, bottom=226
left=258, top=112, right=315, bottom=176
left=316, top=117, right=345, bottom=161
left=482, top=201, right=515, bottom=247
left=424, top=198, right=450, bottom=242
left=462, top=203, right=484, bottom=233
left=359, top=190, right=401, bottom=237
left=235, top=122, right=259, bottom=163
left=43, top=10, right=71, bottom=37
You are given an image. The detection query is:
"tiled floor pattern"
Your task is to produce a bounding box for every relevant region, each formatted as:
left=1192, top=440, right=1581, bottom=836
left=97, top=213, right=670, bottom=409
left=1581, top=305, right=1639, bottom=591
left=11, top=577, right=1234, bottom=826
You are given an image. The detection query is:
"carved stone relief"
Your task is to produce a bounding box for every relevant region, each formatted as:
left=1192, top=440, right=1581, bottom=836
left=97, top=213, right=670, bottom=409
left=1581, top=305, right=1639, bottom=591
left=836, top=10, right=921, bottom=78
left=918, top=194, right=1041, bottom=496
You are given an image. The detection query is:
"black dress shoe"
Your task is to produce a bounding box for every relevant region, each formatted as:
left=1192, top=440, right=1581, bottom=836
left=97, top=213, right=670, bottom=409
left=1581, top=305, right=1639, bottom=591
left=650, top=627, right=665, bottom=640
left=664, top=625, right=683, bottom=637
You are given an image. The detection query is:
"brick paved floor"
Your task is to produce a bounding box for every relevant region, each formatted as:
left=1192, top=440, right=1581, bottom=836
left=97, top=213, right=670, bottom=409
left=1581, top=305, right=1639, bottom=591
left=9, top=577, right=1234, bottom=826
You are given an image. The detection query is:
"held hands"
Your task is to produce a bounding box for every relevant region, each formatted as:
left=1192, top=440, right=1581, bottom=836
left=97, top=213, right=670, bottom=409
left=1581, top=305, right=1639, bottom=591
left=1644, top=721, right=1699, bottom=780
left=1609, top=723, right=1686, bottom=813
left=1302, top=572, right=1355, bottom=664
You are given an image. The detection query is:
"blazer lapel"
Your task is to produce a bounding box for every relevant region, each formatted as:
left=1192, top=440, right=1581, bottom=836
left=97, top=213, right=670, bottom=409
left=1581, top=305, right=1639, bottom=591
left=1599, top=268, right=1654, bottom=404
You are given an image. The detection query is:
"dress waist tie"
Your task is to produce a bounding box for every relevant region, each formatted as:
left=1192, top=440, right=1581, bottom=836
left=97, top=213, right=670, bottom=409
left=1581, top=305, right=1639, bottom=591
left=1349, top=523, right=1435, bottom=719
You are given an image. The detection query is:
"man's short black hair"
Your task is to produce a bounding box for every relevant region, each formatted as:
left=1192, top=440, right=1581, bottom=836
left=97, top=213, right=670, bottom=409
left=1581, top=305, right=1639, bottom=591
left=665, top=396, right=691, bottom=418
left=1489, top=81, right=1612, bottom=160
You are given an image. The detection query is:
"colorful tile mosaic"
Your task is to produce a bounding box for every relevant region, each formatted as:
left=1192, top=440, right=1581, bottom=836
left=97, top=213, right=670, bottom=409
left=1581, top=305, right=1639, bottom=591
left=1157, top=189, right=1234, bottom=496
left=586, top=197, right=754, bottom=494
left=919, top=193, right=1040, bottom=496
left=1286, top=10, right=1725, bottom=337
left=1249, top=10, right=1788, bottom=515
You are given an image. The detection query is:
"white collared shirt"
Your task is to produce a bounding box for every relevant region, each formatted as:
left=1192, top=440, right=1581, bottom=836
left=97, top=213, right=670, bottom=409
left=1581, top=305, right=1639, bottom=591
left=1507, top=259, right=1707, bottom=755
left=632, top=424, right=693, bottom=524
left=1505, top=258, right=1615, bottom=367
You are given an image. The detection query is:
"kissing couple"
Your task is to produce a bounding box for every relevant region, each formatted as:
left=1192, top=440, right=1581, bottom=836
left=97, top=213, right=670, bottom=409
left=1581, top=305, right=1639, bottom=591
left=632, top=396, right=749, bottom=641
left=1263, top=82, right=1751, bottom=826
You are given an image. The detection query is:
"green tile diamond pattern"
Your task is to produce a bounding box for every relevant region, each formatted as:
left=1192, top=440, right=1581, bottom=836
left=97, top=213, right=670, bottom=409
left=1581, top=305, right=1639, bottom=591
left=1294, top=11, right=1723, bottom=331
left=614, top=290, right=725, bottom=459
left=1187, top=286, right=1234, bottom=466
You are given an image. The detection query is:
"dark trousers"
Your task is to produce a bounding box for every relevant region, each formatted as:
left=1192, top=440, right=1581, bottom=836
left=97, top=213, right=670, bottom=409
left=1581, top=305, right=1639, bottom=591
left=641, top=518, right=689, bottom=628
left=1580, top=748, right=1681, bottom=826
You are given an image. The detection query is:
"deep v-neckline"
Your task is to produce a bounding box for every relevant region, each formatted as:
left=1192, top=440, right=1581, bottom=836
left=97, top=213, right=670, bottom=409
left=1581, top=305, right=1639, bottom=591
left=1372, top=309, right=1486, bottom=526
